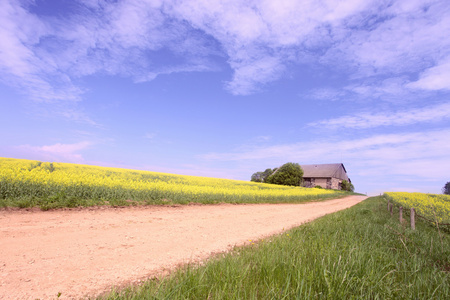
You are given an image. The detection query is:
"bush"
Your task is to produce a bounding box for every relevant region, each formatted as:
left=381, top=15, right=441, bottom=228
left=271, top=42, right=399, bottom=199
left=265, top=163, right=303, bottom=186
left=341, top=180, right=354, bottom=192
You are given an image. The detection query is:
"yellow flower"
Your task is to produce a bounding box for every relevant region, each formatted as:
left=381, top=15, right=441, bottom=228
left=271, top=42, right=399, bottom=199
left=1, top=157, right=348, bottom=206
left=384, top=192, right=450, bottom=224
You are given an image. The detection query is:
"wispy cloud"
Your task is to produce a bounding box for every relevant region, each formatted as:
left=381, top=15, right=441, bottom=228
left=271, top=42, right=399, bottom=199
left=167, top=0, right=372, bottom=95
left=144, top=133, right=157, bottom=139
left=1, top=0, right=450, bottom=102
left=333, top=1, right=450, bottom=76
left=0, top=0, right=218, bottom=112
left=0, top=0, right=83, bottom=103
left=253, top=136, right=272, bottom=142
left=166, top=0, right=450, bottom=96
left=308, top=102, right=450, bottom=129
left=16, top=141, right=92, bottom=163
left=57, top=107, right=99, bottom=126
left=142, top=163, right=241, bottom=180
left=200, top=128, right=450, bottom=182
left=346, top=77, right=412, bottom=100
left=407, top=57, right=450, bottom=91
left=0, top=0, right=376, bottom=100
left=304, top=88, right=348, bottom=101
left=225, top=54, right=285, bottom=95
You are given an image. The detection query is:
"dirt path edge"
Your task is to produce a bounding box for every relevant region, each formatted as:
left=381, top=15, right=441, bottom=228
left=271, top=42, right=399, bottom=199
left=0, top=195, right=367, bottom=299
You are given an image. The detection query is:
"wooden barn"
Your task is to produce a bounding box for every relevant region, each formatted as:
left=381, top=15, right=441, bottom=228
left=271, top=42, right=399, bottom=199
left=301, top=163, right=351, bottom=190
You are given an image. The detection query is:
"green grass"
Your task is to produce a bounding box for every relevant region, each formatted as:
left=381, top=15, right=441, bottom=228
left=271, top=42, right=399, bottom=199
left=0, top=194, right=134, bottom=211
left=100, top=197, right=450, bottom=299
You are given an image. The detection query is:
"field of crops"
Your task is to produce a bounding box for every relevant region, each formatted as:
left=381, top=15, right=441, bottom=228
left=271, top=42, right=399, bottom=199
left=384, top=192, right=450, bottom=224
left=0, top=157, right=349, bottom=209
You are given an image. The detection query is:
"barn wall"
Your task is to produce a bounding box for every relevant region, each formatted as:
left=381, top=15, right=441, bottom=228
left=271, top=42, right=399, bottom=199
left=330, top=178, right=342, bottom=190
left=314, top=178, right=328, bottom=188
left=302, top=177, right=343, bottom=190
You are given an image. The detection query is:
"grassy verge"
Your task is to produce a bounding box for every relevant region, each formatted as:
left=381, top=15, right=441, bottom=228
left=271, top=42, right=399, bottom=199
left=0, top=191, right=354, bottom=211
left=100, top=197, right=450, bottom=299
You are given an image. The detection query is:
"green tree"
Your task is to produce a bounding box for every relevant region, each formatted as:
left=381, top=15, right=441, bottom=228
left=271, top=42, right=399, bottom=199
left=341, top=180, right=354, bottom=192
left=261, top=168, right=274, bottom=183
left=250, top=172, right=264, bottom=182
left=251, top=168, right=274, bottom=183
left=265, top=163, right=303, bottom=186
left=443, top=181, right=450, bottom=195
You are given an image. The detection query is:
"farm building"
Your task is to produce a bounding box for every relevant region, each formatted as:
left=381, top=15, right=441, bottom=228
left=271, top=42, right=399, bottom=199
left=301, top=163, right=351, bottom=190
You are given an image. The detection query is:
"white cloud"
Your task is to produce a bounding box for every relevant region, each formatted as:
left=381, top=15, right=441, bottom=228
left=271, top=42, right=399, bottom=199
left=334, top=1, right=450, bottom=76
left=142, top=163, right=241, bottom=180
left=225, top=54, right=285, bottom=94
left=2, top=0, right=450, bottom=102
left=16, top=141, right=92, bottom=163
left=200, top=128, right=450, bottom=182
left=144, top=133, right=157, bottom=139
left=57, top=108, right=99, bottom=126
left=305, top=88, right=347, bottom=101
left=0, top=0, right=83, bottom=103
left=167, top=0, right=372, bottom=94
left=407, top=58, right=450, bottom=90
left=164, top=0, right=450, bottom=96
left=347, top=77, right=410, bottom=99
left=308, top=102, right=450, bottom=129
left=253, top=136, right=271, bottom=142
left=0, top=0, right=218, bottom=102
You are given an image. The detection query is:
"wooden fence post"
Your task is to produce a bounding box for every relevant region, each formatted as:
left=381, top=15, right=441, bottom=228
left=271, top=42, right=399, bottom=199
left=411, top=208, right=415, bottom=230
left=399, top=207, right=403, bottom=223
left=387, top=199, right=390, bottom=212
left=390, top=203, right=393, bottom=216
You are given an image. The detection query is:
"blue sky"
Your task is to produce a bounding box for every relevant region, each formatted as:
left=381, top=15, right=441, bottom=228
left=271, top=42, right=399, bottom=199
left=1, top=0, right=449, bottom=195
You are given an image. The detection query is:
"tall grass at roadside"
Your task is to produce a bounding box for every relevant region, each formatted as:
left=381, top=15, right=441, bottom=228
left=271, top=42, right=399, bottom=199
left=0, top=157, right=349, bottom=210
left=101, top=197, right=450, bottom=299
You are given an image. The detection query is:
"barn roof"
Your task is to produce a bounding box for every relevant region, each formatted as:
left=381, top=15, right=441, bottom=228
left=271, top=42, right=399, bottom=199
left=301, top=163, right=350, bottom=182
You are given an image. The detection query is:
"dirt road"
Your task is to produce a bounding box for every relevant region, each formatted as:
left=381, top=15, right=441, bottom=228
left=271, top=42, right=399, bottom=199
left=0, top=195, right=366, bottom=299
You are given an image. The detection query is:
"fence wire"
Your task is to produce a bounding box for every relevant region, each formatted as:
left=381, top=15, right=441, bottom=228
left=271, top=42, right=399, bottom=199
left=385, top=197, right=450, bottom=227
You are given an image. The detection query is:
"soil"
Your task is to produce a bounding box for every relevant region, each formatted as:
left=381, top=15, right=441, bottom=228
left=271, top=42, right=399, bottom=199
left=0, top=195, right=367, bottom=299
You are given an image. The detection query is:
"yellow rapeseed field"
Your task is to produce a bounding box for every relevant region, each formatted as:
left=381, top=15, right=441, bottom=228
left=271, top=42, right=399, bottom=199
left=0, top=157, right=347, bottom=209
left=384, top=192, right=450, bottom=224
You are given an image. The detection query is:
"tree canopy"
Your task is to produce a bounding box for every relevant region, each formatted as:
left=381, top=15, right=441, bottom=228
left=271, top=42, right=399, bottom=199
left=265, top=162, right=303, bottom=186
left=443, top=182, right=450, bottom=195
left=250, top=168, right=274, bottom=183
